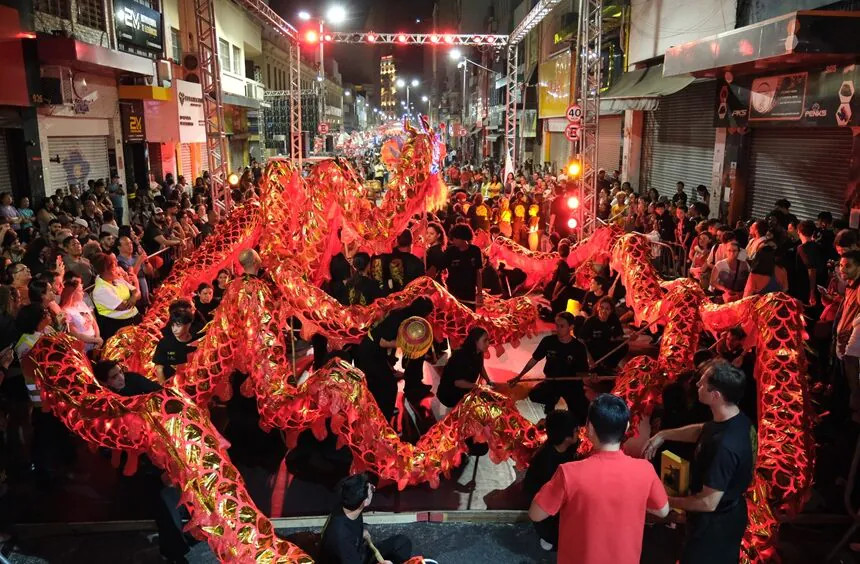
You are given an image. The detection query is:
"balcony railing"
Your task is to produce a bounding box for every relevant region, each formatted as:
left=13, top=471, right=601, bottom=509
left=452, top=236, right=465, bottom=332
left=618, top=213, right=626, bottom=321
left=245, top=79, right=266, bottom=101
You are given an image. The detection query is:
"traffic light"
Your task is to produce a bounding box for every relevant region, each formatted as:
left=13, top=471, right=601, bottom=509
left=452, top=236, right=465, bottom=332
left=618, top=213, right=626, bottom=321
left=303, top=29, right=319, bottom=43
left=567, top=196, right=579, bottom=210
left=567, top=160, right=581, bottom=177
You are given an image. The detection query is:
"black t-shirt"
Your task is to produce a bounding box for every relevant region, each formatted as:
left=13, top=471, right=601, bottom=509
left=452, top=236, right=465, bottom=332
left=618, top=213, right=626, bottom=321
left=319, top=507, right=366, bottom=564
left=468, top=203, right=492, bottom=232
left=385, top=249, right=425, bottom=292
left=656, top=212, right=676, bottom=243
left=152, top=331, right=196, bottom=379
left=790, top=240, right=827, bottom=302
left=579, top=315, right=624, bottom=358
left=347, top=275, right=383, bottom=306
left=118, top=372, right=164, bottom=396
left=444, top=244, right=483, bottom=302
left=193, top=296, right=218, bottom=325
left=533, top=335, right=589, bottom=379
left=437, top=347, right=484, bottom=408
left=142, top=221, right=164, bottom=255
left=426, top=244, right=446, bottom=279
left=522, top=443, right=579, bottom=499
left=690, top=412, right=756, bottom=511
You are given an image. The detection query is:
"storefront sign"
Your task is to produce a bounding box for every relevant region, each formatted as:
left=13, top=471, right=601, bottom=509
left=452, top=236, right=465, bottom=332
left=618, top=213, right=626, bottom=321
left=538, top=50, right=572, bottom=119
left=715, top=64, right=858, bottom=128
left=177, top=80, right=206, bottom=143
left=120, top=100, right=145, bottom=142
left=749, top=73, right=807, bottom=121
left=114, top=0, right=163, bottom=51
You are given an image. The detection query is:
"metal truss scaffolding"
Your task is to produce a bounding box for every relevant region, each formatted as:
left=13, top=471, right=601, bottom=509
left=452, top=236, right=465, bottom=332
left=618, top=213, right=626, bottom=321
left=323, top=32, right=508, bottom=45
left=504, top=0, right=564, bottom=176
left=194, top=0, right=230, bottom=209
left=288, top=40, right=303, bottom=165
left=574, top=0, right=603, bottom=239
left=503, top=44, right=518, bottom=170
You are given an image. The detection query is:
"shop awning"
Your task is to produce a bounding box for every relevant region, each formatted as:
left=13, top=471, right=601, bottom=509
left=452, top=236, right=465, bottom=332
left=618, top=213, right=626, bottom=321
left=664, top=11, right=860, bottom=78
left=223, top=93, right=260, bottom=109
left=37, top=36, right=154, bottom=76
left=600, top=64, right=695, bottom=112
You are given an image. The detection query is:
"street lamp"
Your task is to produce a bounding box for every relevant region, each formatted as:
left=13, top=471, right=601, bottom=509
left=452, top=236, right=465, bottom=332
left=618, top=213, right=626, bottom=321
left=298, top=5, right=348, bottom=146
left=326, top=5, right=347, bottom=24
left=421, top=95, right=429, bottom=103
left=344, top=90, right=351, bottom=96
left=396, top=78, right=419, bottom=114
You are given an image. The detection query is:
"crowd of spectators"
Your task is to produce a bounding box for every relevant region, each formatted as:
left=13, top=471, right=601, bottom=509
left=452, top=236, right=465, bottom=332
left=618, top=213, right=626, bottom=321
left=0, top=167, right=244, bottom=538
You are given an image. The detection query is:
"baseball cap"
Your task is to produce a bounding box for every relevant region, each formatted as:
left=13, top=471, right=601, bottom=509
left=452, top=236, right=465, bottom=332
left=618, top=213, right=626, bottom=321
left=153, top=207, right=164, bottom=214
left=100, top=225, right=119, bottom=238
left=73, top=218, right=89, bottom=228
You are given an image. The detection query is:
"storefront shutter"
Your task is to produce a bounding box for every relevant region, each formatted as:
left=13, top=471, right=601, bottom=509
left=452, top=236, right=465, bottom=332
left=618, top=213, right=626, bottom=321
left=641, top=81, right=717, bottom=198
left=548, top=132, right=569, bottom=174
left=597, top=115, right=623, bottom=175
left=46, top=136, right=110, bottom=196
left=746, top=127, right=852, bottom=222
left=0, top=133, right=13, bottom=195
left=180, top=143, right=193, bottom=180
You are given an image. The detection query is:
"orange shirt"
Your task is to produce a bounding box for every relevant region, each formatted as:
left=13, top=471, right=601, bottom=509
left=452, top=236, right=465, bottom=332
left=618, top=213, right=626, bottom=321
left=534, top=450, right=667, bottom=564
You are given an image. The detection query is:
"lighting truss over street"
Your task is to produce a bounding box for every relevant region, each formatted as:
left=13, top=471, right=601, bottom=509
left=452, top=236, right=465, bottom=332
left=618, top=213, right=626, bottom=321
left=321, top=32, right=509, bottom=45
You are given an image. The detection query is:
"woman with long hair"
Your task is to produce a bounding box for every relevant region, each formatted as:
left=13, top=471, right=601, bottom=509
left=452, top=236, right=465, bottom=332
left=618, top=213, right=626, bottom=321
left=424, top=222, right=447, bottom=281
left=1, top=230, right=24, bottom=263
left=60, top=274, right=102, bottom=352
left=437, top=326, right=490, bottom=408
left=28, top=278, right=65, bottom=331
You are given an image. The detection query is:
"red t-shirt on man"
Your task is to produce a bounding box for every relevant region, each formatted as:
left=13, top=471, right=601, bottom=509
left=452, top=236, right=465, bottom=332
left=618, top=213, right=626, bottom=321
left=534, top=449, right=668, bottom=564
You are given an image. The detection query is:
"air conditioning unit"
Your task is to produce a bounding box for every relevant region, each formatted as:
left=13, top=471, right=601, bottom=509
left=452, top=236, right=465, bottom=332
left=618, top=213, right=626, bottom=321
left=182, top=53, right=200, bottom=83
left=40, top=65, right=73, bottom=105
left=156, top=59, right=173, bottom=87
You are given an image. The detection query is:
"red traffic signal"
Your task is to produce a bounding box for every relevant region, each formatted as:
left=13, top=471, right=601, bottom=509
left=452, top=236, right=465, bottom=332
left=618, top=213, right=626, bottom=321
left=304, top=29, right=319, bottom=43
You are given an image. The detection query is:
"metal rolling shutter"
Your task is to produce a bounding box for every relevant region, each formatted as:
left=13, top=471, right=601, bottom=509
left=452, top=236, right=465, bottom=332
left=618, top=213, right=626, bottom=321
left=179, top=143, right=193, bottom=179
left=746, top=127, right=851, bottom=222
left=47, top=136, right=110, bottom=196
left=0, top=133, right=12, bottom=195
left=597, top=115, right=623, bottom=174
left=549, top=133, right=568, bottom=174
left=641, top=81, right=716, bottom=198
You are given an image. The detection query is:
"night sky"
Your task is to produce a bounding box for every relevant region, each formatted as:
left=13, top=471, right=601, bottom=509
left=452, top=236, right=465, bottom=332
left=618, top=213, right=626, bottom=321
left=271, top=0, right=437, bottom=85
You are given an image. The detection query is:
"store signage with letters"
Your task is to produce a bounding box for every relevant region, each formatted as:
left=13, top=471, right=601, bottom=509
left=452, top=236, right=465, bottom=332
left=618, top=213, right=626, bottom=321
left=714, top=64, right=857, bottom=128
left=177, top=80, right=206, bottom=143
left=121, top=101, right=146, bottom=142
left=114, top=0, right=163, bottom=51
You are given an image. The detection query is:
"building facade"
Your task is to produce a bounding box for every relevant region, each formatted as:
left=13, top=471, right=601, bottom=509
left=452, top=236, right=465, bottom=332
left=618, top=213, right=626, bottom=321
left=380, top=55, right=397, bottom=117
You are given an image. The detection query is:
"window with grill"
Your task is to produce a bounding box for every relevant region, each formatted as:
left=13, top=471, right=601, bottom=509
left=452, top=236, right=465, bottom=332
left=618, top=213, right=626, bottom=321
left=232, top=45, right=241, bottom=74
left=35, top=0, right=71, bottom=19
left=170, top=28, right=182, bottom=62
left=218, top=39, right=230, bottom=73
left=76, top=0, right=105, bottom=30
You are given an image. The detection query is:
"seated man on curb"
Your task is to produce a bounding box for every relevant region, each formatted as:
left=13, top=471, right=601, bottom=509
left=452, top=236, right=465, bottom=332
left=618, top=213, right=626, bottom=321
left=530, top=394, right=669, bottom=564
left=320, top=473, right=413, bottom=564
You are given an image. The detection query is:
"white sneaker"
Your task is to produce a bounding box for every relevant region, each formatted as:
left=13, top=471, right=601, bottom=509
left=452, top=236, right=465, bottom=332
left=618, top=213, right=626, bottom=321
left=539, top=539, right=554, bottom=551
